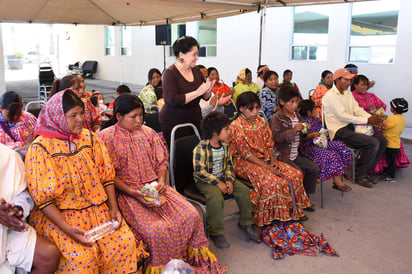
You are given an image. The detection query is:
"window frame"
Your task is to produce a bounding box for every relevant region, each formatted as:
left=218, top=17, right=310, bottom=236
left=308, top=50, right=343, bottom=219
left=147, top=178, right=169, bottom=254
left=104, top=26, right=115, bottom=56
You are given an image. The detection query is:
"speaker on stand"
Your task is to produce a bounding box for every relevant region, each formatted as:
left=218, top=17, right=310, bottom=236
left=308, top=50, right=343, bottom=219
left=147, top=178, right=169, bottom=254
left=155, top=25, right=171, bottom=72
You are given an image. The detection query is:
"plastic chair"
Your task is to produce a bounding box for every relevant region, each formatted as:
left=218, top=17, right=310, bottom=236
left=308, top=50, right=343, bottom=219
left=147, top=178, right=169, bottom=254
left=144, top=112, right=161, bottom=132
left=308, top=88, right=315, bottom=99
left=24, top=100, right=46, bottom=118
left=223, top=99, right=237, bottom=120
left=169, top=123, right=239, bottom=236
left=38, top=62, right=55, bottom=102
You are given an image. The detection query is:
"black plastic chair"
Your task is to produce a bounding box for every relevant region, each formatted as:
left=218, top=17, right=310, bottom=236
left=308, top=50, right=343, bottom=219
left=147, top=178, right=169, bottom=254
left=144, top=112, right=161, bottom=132
left=24, top=100, right=46, bottom=118
left=223, top=99, right=237, bottom=120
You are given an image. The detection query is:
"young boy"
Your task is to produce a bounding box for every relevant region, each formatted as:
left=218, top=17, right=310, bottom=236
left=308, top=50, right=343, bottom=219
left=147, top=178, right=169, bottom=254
left=270, top=86, right=319, bottom=211
left=382, top=98, right=408, bottom=182
left=193, top=111, right=258, bottom=249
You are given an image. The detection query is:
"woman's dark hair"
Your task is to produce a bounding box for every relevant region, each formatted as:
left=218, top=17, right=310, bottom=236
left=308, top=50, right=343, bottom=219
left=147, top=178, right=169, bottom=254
left=0, top=91, right=23, bottom=121
left=283, top=69, right=292, bottom=77
left=278, top=85, right=301, bottom=105
left=114, top=94, right=145, bottom=121
left=172, top=36, right=199, bottom=58
left=207, top=67, right=218, bottom=76
left=147, top=68, right=162, bottom=87
left=90, top=94, right=99, bottom=107
left=298, top=99, right=316, bottom=118
left=245, top=68, right=252, bottom=76
left=62, top=89, right=84, bottom=114
left=116, top=85, right=132, bottom=94
left=200, top=111, right=230, bottom=140
left=236, top=91, right=261, bottom=117
left=263, top=70, right=279, bottom=83
left=50, top=75, right=80, bottom=97
left=321, top=70, right=332, bottom=79
left=351, top=74, right=369, bottom=91
left=155, top=86, right=163, bottom=100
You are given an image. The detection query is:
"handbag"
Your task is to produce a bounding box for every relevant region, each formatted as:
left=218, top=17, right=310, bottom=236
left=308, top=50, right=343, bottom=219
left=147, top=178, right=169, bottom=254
left=354, top=124, right=374, bottom=136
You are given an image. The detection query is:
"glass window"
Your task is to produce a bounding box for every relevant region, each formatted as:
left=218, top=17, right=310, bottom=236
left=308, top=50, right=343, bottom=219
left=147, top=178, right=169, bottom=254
left=349, top=0, right=399, bottom=64
left=169, top=23, right=186, bottom=56
left=292, top=6, right=330, bottom=61
left=121, top=26, right=131, bottom=56
left=198, top=19, right=217, bottom=57
left=104, top=26, right=115, bottom=56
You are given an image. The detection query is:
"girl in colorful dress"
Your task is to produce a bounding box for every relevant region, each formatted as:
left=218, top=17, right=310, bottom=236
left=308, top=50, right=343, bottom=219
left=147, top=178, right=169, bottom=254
left=352, top=75, right=410, bottom=173
left=258, top=70, right=280, bottom=122
left=228, top=91, right=311, bottom=240
left=0, top=91, right=36, bottom=153
left=26, top=89, right=140, bottom=273
left=99, top=94, right=227, bottom=274
left=298, top=99, right=353, bottom=192
left=138, top=68, right=163, bottom=112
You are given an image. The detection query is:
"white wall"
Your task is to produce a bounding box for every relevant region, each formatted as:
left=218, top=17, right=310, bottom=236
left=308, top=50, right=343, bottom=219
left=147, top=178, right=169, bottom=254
left=53, top=0, right=412, bottom=124
left=0, top=25, right=6, bottom=96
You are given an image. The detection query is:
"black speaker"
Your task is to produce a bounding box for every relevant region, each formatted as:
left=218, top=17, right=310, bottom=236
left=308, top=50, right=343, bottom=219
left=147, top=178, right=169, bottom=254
left=155, top=25, right=171, bottom=46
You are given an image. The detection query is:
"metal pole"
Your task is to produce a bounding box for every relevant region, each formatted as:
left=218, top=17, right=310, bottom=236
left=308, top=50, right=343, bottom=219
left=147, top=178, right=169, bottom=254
left=258, top=1, right=268, bottom=66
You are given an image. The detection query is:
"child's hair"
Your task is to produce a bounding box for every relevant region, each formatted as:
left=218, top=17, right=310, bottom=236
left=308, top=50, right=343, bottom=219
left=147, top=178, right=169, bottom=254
left=390, top=98, right=408, bottom=114
left=283, top=69, right=292, bottom=77
left=278, top=85, right=300, bottom=105
left=200, top=111, right=230, bottom=140
left=298, top=100, right=316, bottom=117
left=236, top=91, right=261, bottom=115
left=90, top=94, right=99, bottom=107
left=116, top=85, right=132, bottom=95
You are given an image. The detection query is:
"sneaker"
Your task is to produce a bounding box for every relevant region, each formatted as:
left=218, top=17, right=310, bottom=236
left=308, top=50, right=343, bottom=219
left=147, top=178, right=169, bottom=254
left=356, top=177, right=373, bottom=188
left=238, top=223, right=259, bottom=242
left=209, top=235, right=230, bottom=249
left=382, top=176, right=396, bottom=183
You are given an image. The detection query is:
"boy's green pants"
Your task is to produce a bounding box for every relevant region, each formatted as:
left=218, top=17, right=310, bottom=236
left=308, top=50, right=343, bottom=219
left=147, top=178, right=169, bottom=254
left=195, top=179, right=253, bottom=236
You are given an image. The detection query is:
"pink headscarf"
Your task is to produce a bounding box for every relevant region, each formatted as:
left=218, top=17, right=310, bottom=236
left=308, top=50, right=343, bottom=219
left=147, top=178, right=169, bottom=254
left=34, top=89, right=81, bottom=142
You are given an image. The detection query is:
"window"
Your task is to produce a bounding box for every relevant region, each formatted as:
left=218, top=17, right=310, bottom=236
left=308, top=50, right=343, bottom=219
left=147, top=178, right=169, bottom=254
left=104, top=26, right=115, bottom=56
left=198, top=19, right=217, bottom=57
left=121, top=26, right=131, bottom=56
left=292, top=6, right=330, bottom=61
left=169, top=23, right=186, bottom=56
left=349, top=0, right=399, bottom=64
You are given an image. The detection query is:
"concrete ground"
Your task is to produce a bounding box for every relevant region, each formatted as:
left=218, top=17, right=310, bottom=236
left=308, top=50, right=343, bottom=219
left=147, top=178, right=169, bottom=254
left=6, top=78, right=412, bottom=274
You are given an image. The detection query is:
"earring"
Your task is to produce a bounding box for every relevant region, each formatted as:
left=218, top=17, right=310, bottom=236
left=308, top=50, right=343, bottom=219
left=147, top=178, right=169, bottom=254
left=179, top=57, right=184, bottom=63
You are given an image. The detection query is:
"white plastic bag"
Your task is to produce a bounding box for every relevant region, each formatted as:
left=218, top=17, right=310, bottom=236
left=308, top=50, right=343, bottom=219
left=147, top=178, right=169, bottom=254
left=313, top=128, right=328, bottom=148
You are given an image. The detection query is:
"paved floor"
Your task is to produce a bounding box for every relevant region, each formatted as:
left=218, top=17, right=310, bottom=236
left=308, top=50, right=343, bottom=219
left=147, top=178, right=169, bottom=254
left=5, top=78, right=412, bottom=273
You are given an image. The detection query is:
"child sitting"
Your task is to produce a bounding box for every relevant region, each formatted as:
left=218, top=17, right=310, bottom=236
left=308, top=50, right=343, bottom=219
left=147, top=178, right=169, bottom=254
left=298, top=99, right=353, bottom=192
left=193, top=111, right=258, bottom=249
left=382, top=98, right=408, bottom=182
left=270, top=86, right=319, bottom=206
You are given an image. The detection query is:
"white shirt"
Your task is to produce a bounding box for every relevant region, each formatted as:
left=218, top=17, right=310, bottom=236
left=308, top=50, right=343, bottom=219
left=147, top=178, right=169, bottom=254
left=323, top=84, right=371, bottom=140
left=256, top=77, right=265, bottom=90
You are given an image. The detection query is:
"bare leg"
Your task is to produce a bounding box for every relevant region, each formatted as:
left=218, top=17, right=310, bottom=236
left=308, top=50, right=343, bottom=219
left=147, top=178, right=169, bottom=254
left=29, top=233, right=60, bottom=274
left=333, top=175, right=346, bottom=187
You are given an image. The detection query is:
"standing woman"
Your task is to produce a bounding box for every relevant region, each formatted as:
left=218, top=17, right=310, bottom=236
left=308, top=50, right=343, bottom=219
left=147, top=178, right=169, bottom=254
left=311, top=70, right=333, bottom=122
left=138, top=68, right=163, bottom=111
left=160, top=36, right=214, bottom=146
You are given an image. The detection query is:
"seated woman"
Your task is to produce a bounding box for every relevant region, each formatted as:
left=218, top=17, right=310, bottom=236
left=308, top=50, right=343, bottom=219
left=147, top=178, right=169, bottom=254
left=258, top=70, right=280, bottom=122
left=351, top=75, right=410, bottom=173
left=228, top=92, right=311, bottom=238
left=208, top=67, right=233, bottom=98
left=278, top=69, right=301, bottom=93
left=51, top=74, right=102, bottom=132
left=311, top=70, right=333, bottom=122
left=26, top=89, right=140, bottom=273
left=0, top=91, right=36, bottom=155
left=298, top=100, right=353, bottom=192
left=99, top=94, right=227, bottom=273
left=139, top=68, right=164, bottom=112
left=232, top=68, right=260, bottom=103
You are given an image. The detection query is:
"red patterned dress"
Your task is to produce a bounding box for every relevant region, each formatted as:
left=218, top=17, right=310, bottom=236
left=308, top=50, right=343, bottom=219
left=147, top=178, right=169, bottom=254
left=228, top=114, right=311, bottom=226
left=99, top=124, right=227, bottom=274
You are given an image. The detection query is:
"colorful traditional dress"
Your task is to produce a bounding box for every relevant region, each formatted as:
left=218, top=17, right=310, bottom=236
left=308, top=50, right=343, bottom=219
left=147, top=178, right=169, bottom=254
left=0, top=111, right=36, bottom=149
left=139, top=84, right=158, bottom=111
left=99, top=124, right=227, bottom=274
left=278, top=81, right=300, bottom=92
left=258, top=86, right=280, bottom=121
left=352, top=91, right=410, bottom=173
left=82, top=91, right=102, bottom=131
left=311, top=82, right=332, bottom=122
left=228, top=114, right=310, bottom=226
left=301, top=117, right=353, bottom=180
left=233, top=69, right=260, bottom=103
left=26, top=91, right=140, bottom=274
left=211, top=82, right=231, bottom=96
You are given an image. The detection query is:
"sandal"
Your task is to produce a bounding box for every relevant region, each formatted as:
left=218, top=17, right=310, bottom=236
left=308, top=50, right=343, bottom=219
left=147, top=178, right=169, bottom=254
left=332, top=183, right=352, bottom=192
left=299, top=214, right=308, bottom=222
left=304, top=203, right=316, bottom=212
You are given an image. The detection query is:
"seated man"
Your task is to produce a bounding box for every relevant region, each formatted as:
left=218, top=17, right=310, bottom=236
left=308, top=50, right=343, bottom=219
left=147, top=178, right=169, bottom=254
left=323, top=68, right=387, bottom=188
left=0, top=143, right=60, bottom=274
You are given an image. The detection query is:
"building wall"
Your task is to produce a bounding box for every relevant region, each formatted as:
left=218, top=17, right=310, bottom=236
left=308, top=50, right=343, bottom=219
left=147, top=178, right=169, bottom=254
left=54, top=0, right=411, bottom=124
left=0, top=25, right=6, bottom=95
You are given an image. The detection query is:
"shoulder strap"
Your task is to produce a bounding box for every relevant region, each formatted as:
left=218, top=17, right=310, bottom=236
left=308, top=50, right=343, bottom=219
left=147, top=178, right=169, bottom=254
left=0, top=121, right=16, bottom=141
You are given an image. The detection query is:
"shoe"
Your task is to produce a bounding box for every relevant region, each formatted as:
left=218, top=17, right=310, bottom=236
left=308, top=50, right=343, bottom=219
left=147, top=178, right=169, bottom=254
left=303, top=204, right=316, bottom=212
left=298, top=215, right=308, bottom=222
left=356, top=177, right=373, bottom=188
left=332, top=183, right=352, bottom=192
left=238, top=223, right=259, bottom=242
left=209, top=235, right=230, bottom=249
left=367, top=176, right=379, bottom=184
left=382, top=176, right=396, bottom=183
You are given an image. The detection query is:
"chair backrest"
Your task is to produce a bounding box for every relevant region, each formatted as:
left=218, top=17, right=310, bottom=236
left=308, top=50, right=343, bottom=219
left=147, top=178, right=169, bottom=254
left=82, top=61, right=98, bottom=73
left=224, top=99, right=237, bottom=120
left=169, top=123, right=201, bottom=194
left=25, top=101, right=45, bottom=118
left=308, top=88, right=315, bottom=100
left=39, top=63, right=55, bottom=85
left=321, top=103, right=327, bottom=129
left=144, top=112, right=161, bottom=132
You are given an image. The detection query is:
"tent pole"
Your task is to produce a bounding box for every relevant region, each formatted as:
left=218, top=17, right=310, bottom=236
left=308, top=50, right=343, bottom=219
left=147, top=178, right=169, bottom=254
left=258, top=1, right=268, bottom=66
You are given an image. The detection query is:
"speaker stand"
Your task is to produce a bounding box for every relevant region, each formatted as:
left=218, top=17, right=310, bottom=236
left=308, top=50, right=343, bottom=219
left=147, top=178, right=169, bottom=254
left=163, top=45, right=166, bottom=72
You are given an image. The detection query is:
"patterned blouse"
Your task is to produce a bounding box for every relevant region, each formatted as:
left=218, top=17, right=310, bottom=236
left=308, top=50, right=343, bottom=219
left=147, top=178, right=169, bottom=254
left=352, top=90, right=387, bottom=113
left=0, top=111, right=37, bottom=149
left=139, top=84, right=158, bottom=111
left=82, top=92, right=102, bottom=130
left=258, top=86, right=279, bottom=121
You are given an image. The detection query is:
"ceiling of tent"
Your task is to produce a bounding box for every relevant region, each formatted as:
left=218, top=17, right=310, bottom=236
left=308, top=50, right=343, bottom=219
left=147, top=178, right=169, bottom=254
left=0, top=0, right=373, bottom=26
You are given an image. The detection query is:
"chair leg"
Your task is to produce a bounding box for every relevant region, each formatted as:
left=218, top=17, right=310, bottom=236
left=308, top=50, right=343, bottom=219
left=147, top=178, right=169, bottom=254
left=352, top=157, right=356, bottom=184
left=321, top=180, right=324, bottom=209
